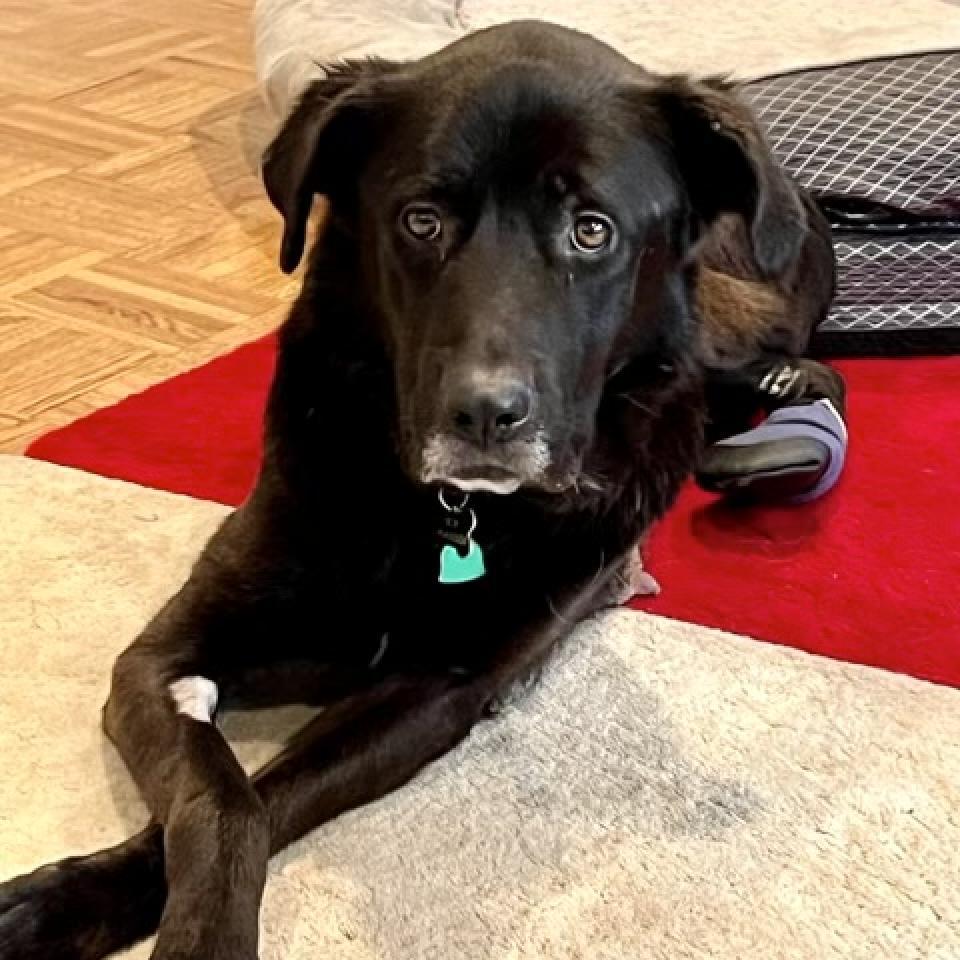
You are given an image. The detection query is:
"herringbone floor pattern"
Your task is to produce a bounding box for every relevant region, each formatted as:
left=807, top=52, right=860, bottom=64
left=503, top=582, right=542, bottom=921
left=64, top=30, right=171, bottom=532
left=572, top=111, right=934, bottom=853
left=0, top=0, right=295, bottom=451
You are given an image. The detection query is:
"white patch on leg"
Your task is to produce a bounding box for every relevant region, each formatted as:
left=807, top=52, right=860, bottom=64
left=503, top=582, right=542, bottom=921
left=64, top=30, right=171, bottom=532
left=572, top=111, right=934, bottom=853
left=168, top=676, right=219, bottom=723
left=621, top=550, right=661, bottom=599
left=604, top=549, right=661, bottom=607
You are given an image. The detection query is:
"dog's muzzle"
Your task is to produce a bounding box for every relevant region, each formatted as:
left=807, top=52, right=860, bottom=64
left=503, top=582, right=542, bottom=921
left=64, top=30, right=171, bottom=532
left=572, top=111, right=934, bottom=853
left=420, top=429, right=553, bottom=494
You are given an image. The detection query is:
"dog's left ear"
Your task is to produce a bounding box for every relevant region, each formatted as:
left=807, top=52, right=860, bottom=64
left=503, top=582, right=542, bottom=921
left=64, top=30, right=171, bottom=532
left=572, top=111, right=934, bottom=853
left=651, top=75, right=807, bottom=277
left=261, top=58, right=403, bottom=273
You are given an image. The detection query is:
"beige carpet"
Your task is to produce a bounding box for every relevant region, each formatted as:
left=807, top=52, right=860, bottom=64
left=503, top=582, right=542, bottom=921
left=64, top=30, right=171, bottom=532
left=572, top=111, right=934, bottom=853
left=1, top=454, right=958, bottom=959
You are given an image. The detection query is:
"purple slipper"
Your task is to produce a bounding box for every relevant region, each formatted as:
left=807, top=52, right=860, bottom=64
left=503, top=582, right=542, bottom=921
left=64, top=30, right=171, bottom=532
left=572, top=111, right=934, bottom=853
left=696, top=399, right=848, bottom=503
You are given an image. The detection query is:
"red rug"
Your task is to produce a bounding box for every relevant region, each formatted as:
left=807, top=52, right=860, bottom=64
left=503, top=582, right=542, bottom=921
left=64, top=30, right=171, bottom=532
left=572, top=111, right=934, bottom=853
left=28, top=338, right=960, bottom=688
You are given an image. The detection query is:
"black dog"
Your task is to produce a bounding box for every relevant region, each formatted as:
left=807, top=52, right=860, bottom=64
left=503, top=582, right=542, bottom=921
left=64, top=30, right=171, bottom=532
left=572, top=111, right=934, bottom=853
left=0, top=21, right=845, bottom=960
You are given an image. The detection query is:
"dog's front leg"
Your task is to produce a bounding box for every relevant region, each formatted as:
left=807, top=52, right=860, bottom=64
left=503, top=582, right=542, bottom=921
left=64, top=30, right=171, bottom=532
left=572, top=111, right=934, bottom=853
left=0, top=562, right=621, bottom=960
left=249, top=671, right=496, bottom=853
left=0, top=579, right=271, bottom=960
left=0, top=672, right=498, bottom=960
left=99, top=595, right=270, bottom=960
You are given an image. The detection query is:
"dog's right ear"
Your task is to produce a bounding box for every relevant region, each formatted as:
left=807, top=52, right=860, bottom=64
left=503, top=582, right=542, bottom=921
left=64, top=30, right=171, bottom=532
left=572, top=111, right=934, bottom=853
left=647, top=75, right=808, bottom=278
left=261, top=59, right=402, bottom=273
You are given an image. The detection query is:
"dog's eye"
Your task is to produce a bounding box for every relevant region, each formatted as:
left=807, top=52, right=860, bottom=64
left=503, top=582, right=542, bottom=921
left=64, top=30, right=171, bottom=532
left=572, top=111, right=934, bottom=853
left=401, top=205, right=443, bottom=242
left=571, top=213, right=615, bottom=254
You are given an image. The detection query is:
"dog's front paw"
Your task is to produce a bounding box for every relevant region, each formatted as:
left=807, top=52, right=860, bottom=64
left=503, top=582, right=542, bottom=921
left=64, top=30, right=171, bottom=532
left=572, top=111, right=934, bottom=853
left=595, top=549, right=660, bottom=611
left=0, top=829, right=164, bottom=960
left=0, top=859, right=100, bottom=960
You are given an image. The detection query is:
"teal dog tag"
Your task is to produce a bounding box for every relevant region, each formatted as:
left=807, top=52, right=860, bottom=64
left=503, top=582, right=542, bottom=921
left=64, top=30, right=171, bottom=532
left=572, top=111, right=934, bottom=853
left=439, top=539, right=486, bottom=584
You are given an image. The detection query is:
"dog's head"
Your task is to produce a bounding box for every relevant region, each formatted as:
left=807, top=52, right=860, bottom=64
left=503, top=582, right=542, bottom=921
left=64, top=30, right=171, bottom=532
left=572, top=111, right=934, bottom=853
left=263, top=22, right=805, bottom=495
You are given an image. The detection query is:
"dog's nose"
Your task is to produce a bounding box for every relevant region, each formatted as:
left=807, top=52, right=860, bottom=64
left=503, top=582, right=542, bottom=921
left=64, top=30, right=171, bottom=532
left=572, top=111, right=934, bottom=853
left=449, top=374, right=533, bottom=446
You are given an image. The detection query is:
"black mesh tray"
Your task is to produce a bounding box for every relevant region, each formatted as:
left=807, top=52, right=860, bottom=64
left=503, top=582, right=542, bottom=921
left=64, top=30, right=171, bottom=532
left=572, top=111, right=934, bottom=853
left=744, top=51, right=960, bottom=356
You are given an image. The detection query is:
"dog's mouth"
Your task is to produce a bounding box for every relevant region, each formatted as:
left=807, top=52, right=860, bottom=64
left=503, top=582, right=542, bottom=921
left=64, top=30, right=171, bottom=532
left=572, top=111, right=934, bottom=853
left=417, top=430, right=584, bottom=497
left=419, top=428, right=558, bottom=496
left=442, top=466, right=523, bottom=495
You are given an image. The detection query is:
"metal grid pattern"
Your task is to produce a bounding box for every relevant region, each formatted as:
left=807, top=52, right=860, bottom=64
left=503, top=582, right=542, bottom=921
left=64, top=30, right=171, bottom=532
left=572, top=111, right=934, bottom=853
left=827, top=237, right=960, bottom=332
left=746, top=52, right=960, bottom=212
left=746, top=53, right=960, bottom=334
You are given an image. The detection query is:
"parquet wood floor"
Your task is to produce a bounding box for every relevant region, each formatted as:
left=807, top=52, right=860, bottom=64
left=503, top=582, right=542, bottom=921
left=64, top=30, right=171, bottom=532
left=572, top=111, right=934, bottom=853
left=0, top=0, right=297, bottom=451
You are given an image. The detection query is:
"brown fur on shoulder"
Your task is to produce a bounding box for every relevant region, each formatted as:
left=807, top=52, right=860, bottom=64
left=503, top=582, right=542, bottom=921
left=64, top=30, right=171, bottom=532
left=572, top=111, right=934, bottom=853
left=696, top=267, right=787, bottom=369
